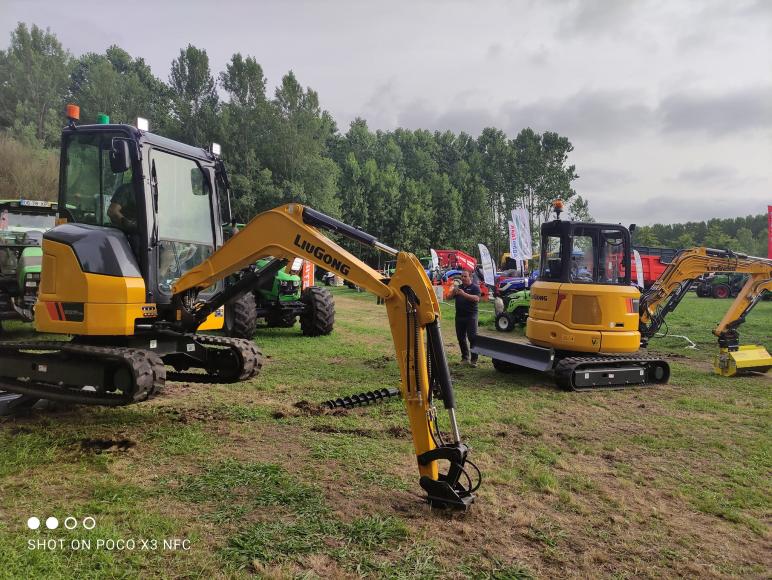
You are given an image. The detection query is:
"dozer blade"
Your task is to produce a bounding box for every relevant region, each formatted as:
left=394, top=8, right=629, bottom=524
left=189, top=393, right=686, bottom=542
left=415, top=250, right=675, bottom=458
left=473, top=335, right=554, bottom=372
left=0, top=391, right=39, bottom=416
left=714, top=345, right=772, bottom=376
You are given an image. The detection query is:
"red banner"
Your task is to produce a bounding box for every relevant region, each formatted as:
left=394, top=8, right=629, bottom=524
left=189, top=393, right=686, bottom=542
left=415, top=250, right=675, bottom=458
left=768, top=205, right=771, bottom=259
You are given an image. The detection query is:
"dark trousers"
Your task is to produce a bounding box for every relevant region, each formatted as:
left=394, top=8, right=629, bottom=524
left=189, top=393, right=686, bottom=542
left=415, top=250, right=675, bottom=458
left=455, top=315, right=478, bottom=362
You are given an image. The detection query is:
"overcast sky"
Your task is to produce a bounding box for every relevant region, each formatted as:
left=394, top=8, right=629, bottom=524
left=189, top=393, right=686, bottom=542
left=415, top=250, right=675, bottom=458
left=2, top=0, right=770, bottom=225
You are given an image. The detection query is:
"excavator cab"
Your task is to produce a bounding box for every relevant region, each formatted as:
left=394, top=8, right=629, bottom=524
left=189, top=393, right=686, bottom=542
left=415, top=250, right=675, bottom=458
left=526, top=214, right=642, bottom=354
left=49, top=122, right=230, bottom=333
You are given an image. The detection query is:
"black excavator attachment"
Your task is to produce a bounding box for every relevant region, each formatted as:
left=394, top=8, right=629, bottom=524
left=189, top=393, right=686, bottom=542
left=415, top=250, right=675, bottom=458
left=0, top=335, right=261, bottom=407
left=322, top=387, right=400, bottom=410
left=474, top=334, right=670, bottom=391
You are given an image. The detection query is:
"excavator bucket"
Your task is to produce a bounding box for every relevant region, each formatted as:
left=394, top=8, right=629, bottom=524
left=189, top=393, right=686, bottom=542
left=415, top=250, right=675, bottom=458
left=714, top=345, right=772, bottom=376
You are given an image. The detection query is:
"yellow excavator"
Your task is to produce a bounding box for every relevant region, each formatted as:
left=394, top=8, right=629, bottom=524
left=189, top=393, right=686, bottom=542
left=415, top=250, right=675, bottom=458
left=475, top=201, right=771, bottom=387
left=0, top=109, right=479, bottom=510
left=639, top=247, right=772, bottom=376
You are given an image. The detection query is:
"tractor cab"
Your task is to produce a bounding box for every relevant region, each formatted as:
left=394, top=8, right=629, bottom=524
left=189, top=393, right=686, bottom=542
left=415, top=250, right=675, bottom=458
left=53, top=111, right=232, bottom=327
left=525, top=203, right=641, bottom=354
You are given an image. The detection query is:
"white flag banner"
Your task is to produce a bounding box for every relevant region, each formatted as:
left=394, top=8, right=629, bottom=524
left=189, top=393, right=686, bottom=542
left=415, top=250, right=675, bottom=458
left=517, top=208, right=532, bottom=259
left=430, top=248, right=439, bottom=271
left=477, top=243, right=495, bottom=286
left=511, top=207, right=532, bottom=262
left=508, top=220, right=520, bottom=260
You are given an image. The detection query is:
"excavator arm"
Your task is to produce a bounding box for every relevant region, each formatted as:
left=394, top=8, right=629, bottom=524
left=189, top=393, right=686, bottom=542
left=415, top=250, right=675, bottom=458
left=639, top=247, right=772, bottom=375
left=173, top=204, right=478, bottom=510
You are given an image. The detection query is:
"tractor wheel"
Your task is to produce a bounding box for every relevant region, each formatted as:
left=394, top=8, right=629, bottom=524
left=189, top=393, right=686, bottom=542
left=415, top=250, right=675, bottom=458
left=224, top=293, right=258, bottom=339
left=495, top=313, right=515, bottom=332
left=696, top=285, right=711, bottom=298
left=300, top=286, right=335, bottom=337
left=512, top=306, right=529, bottom=325
left=712, top=284, right=730, bottom=299
left=266, top=310, right=297, bottom=328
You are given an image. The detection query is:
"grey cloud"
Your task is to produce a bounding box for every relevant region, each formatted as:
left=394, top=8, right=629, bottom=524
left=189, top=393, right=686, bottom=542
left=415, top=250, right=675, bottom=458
left=486, top=43, right=503, bottom=60
left=385, top=86, right=772, bottom=144
left=575, top=168, right=635, bottom=193
left=558, top=0, right=642, bottom=38
left=396, top=99, right=498, bottom=135
left=501, top=92, right=654, bottom=144
left=527, top=46, right=550, bottom=66
left=660, top=87, right=772, bottom=135
left=390, top=90, right=655, bottom=144
left=592, top=192, right=770, bottom=226
left=674, top=165, right=739, bottom=184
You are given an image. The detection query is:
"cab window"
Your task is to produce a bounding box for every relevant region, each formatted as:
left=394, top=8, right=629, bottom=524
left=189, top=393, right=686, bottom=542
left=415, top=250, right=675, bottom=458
left=151, top=150, right=215, bottom=294
left=570, top=233, right=595, bottom=283
left=540, top=235, right=564, bottom=281
left=62, top=132, right=134, bottom=231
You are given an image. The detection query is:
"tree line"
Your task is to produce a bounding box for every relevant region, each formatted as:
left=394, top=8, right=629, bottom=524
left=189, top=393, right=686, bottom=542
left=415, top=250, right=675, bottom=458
left=1, top=23, right=765, bottom=261
left=633, top=215, right=768, bottom=258
left=0, top=23, right=584, bottom=260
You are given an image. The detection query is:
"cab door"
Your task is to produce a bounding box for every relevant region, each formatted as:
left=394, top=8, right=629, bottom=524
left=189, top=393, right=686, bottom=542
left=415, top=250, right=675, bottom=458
left=149, top=149, right=217, bottom=301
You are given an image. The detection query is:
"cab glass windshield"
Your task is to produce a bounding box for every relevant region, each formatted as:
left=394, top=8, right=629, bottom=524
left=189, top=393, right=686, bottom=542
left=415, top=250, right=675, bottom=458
left=62, top=132, right=135, bottom=232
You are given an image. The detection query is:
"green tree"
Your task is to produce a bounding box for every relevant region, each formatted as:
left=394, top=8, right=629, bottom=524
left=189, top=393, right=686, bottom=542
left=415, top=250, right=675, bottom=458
left=703, top=221, right=733, bottom=249
left=69, top=46, right=170, bottom=128
left=168, top=45, right=219, bottom=146
left=568, top=195, right=593, bottom=222
left=633, top=226, right=661, bottom=246
left=0, top=23, right=72, bottom=145
left=218, top=53, right=279, bottom=220
left=676, top=233, right=695, bottom=248
left=734, top=227, right=755, bottom=255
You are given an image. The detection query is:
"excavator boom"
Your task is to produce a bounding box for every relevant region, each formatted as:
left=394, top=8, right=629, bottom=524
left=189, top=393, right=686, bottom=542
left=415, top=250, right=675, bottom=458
left=173, top=204, right=478, bottom=509
left=639, top=247, right=772, bottom=375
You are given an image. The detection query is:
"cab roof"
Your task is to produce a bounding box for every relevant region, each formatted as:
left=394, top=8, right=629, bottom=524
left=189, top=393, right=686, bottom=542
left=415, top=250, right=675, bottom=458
left=62, top=123, right=217, bottom=164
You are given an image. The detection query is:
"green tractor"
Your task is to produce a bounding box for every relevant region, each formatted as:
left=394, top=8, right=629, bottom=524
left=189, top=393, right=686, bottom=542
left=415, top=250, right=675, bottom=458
left=224, top=258, right=335, bottom=339
left=694, top=273, right=747, bottom=299
left=0, top=199, right=57, bottom=332
left=494, top=290, right=531, bottom=332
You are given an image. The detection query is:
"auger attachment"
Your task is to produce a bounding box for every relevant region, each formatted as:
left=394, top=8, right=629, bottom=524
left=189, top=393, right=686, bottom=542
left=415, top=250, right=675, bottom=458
left=322, top=387, right=400, bottom=410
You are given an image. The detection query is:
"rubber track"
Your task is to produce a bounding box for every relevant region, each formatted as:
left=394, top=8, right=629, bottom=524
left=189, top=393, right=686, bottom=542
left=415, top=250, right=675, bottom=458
left=0, top=342, right=157, bottom=405
left=166, top=334, right=263, bottom=384
left=554, top=354, right=669, bottom=391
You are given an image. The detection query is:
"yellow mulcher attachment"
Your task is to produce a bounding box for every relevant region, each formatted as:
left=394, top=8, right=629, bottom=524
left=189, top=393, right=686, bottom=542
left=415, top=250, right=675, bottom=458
left=712, top=276, right=772, bottom=376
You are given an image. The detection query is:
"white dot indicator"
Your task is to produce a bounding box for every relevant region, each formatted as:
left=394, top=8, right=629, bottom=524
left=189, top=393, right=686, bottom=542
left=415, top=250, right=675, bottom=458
left=64, top=517, right=78, bottom=530
left=27, top=517, right=40, bottom=530
left=45, top=517, right=59, bottom=530
left=82, top=517, right=96, bottom=530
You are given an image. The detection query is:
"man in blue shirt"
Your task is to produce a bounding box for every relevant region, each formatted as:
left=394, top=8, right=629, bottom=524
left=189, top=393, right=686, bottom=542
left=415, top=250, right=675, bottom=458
left=450, top=270, right=481, bottom=366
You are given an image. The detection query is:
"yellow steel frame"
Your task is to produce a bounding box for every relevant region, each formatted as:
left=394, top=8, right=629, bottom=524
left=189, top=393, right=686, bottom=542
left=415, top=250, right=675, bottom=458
left=174, top=203, right=444, bottom=480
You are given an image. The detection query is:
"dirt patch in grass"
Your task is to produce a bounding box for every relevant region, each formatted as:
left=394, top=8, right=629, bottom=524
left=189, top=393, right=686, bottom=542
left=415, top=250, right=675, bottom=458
left=79, top=438, right=136, bottom=453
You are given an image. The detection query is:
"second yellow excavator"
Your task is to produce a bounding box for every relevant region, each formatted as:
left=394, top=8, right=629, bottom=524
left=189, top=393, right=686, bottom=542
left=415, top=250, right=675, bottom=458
left=475, top=201, right=771, bottom=388
left=639, top=247, right=772, bottom=376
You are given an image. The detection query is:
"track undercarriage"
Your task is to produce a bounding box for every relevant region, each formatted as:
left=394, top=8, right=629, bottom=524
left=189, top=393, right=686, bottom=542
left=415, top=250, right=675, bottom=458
left=0, top=333, right=261, bottom=412
left=475, top=335, right=670, bottom=391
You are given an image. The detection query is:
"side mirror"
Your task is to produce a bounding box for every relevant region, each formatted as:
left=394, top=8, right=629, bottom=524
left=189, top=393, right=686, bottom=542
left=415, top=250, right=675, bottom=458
left=629, top=223, right=636, bottom=234
left=109, top=139, right=131, bottom=173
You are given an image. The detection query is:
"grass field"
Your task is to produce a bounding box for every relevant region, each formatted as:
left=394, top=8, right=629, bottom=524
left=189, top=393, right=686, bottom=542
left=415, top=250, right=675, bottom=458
left=0, top=289, right=769, bottom=578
